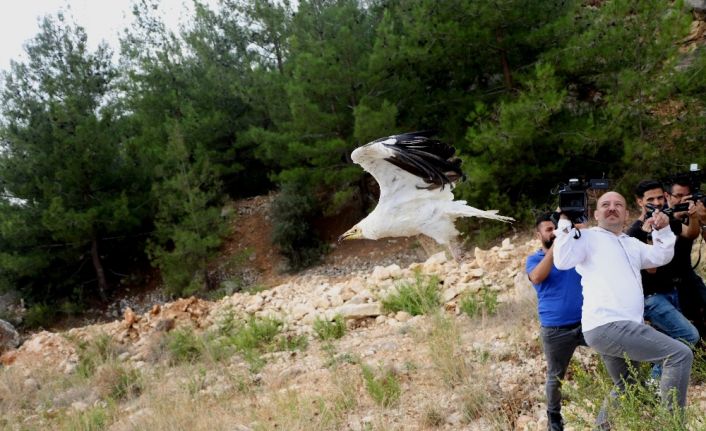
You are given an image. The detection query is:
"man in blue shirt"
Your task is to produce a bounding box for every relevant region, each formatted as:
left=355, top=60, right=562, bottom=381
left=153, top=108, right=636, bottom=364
left=526, top=212, right=585, bottom=431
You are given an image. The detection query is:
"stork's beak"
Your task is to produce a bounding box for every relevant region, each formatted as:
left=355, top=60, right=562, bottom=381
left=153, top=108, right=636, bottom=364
left=338, top=227, right=362, bottom=242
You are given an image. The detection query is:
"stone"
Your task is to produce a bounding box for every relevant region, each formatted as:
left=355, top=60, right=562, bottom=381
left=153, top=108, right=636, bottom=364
left=501, top=237, right=513, bottom=249
left=0, top=319, right=20, bottom=354
left=335, top=303, right=382, bottom=319
left=71, top=401, right=89, bottom=412
left=442, top=284, right=467, bottom=302
left=424, top=251, right=447, bottom=266
left=686, top=0, right=706, bottom=11
left=23, top=378, right=40, bottom=391
left=290, top=303, right=315, bottom=320
left=395, top=311, right=412, bottom=322
left=371, top=265, right=391, bottom=281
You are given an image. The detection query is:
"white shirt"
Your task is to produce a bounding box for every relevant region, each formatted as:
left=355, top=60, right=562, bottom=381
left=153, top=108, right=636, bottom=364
left=553, top=219, right=676, bottom=331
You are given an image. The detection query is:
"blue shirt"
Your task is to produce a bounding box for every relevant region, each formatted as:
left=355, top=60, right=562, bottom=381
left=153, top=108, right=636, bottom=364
left=526, top=249, right=583, bottom=327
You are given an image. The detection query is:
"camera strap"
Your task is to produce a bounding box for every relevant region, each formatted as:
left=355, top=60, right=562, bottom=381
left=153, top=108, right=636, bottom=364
left=692, top=236, right=703, bottom=271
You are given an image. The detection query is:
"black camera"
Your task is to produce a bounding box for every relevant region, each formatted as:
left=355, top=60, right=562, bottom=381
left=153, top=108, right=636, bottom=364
left=645, top=203, right=689, bottom=220
left=552, top=178, right=610, bottom=225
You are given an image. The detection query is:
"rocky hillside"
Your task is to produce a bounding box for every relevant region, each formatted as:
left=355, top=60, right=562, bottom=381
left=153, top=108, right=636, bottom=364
left=2, top=228, right=706, bottom=430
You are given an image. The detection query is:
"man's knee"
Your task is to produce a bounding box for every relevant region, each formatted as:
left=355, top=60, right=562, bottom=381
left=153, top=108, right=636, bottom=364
left=668, top=342, right=693, bottom=367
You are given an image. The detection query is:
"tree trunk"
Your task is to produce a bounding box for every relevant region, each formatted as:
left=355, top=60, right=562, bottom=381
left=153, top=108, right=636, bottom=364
left=496, top=28, right=513, bottom=90
left=91, top=235, right=109, bottom=302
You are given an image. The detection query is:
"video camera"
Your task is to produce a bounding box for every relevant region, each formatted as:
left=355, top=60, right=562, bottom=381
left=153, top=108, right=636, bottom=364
left=551, top=177, right=610, bottom=225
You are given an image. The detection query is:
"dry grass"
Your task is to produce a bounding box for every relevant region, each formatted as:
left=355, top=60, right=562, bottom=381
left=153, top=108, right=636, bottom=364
left=0, top=290, right=554, bottom=431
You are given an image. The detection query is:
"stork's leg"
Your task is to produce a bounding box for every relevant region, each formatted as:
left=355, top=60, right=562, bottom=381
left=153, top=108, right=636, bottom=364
left=417, top=234, right=444, bottom=258
left=447, top=239, right=465, bottom=262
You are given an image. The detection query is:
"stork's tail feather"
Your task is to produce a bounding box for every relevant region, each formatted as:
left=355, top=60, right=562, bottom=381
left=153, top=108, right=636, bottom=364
left=453, top=202, right=514, bottom=222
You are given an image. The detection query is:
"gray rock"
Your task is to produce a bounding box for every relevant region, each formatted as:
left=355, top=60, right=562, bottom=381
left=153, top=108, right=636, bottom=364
left=0, top=319, right=20, bottom=354
left=335, top=303, right=382, bottom=319
left=686, top=0, right=706, bottom=11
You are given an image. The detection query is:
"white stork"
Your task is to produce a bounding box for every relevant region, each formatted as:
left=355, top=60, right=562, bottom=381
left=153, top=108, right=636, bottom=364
left=339, top=132, right=513, bottom=259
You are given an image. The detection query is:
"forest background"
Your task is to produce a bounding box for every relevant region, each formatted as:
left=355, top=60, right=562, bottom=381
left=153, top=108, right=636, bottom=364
left=1, top=0, right=705, bottom=327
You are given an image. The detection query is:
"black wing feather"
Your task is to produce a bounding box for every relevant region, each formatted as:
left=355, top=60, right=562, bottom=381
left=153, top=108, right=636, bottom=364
left=381, top=132, right=465, bottom=190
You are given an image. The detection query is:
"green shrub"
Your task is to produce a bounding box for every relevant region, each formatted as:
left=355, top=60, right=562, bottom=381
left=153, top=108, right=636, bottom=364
left=313, top=315, right=346, bottom=341
left=564, top=358, right=698, bottom=430
left=61, top=406, right=108, bottom=431
left=382, top=275, right=440, bottom=316
left=93, top=363, right=143, bottom=400
left=361, top=364, right=401, bottom=407
left=23, top=303, right=56, bottom=329
left=459, top=288, right=498, bottom=318
left=211, top=314, right=307, bottom=372
left=691, top=345, right=706, bottom=385
left=75, top=334, right=119, bottom=378
left=271, top=183, right=327, bottom=270
left=166, top=327, right=204, bottom=364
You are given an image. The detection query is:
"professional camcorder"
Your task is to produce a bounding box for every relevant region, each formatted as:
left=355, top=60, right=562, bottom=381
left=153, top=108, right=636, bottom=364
left=551, top=177, right=610, bottom=225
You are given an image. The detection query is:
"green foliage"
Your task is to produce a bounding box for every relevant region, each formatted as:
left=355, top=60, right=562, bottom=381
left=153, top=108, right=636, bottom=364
left=166, top=327, right=204, bottom=364
left=270, top=182, right=328, bottom=270
left=313, top=314, right=347, bottom=341
left=564, top=358, right=699, bottom=430
left=2, top=0, right=706, bottom=309
left=381, top=275, right=440, bottom=316
left=361, top=364, right=402, bottom=408
left=23, top=303, right=57, bottom=329
left=207, top=312, right=308, bottom=371
left=692, top=345, right=706, bottom=385
left=146, top=125, right=229, bottom=298
left=459, top=289, right=499, bottom=318
left=61, top=406, right=109, bottom=431
left=75, top=334, right=120, bottom=378
left=0, top=14, right=151, bottom=302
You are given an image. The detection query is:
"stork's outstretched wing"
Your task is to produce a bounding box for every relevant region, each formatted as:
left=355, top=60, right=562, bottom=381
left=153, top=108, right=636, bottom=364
left=351, top=132, right=464, bottom=203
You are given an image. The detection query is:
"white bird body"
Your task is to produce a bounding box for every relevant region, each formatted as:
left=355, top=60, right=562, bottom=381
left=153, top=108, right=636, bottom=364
left=341, top=133, right=513, bottom=250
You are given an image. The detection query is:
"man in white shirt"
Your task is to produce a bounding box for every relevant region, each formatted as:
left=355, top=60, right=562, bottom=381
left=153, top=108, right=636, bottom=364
left=553, top=191, right=693, bottom=427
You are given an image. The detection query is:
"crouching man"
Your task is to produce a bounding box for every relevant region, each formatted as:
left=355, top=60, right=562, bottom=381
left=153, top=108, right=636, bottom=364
left=553, top=192, right=692, bottom=428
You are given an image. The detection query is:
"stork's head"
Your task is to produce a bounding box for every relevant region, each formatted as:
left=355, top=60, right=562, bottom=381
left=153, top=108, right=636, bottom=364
left=338, top=218, right=377, bottom=242
left=338, top=224, right=365, bottom=242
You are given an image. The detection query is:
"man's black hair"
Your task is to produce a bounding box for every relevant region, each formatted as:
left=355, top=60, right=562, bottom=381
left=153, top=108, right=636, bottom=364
left=667, top=178, right=692, bottom=194
left=634, top=180, right=664, bottom=198
left=535, top=211, right=554, bottom=229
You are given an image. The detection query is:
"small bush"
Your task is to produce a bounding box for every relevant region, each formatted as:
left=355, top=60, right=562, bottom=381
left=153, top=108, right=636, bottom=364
left=564, top=358, right=699, bottom=430
left=75, top=334, right=120, bottom=378
left=361, top=364, right=401, bottom=407
left=166, top=327, right=204, bottom=364
left=459, top=288, right=499, bottom=318
left=382, top=275, right=440, bottom=316
left=313, top=315, right=346, bottom=340
left=271, top=183, right=327, bottom=270
left=61, top=406, right=108, bottom=431
left=93, top=363, right=143, bottom=400
left=422, top=404, right=445, bottom=428
left=691, top=345, right=706, bottom=384
left=23, top=303, right=56, bottom=329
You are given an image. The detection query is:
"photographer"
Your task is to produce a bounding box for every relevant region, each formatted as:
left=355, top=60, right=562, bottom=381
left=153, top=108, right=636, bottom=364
left=665, top=179, right=706, bottom=338
left=526, top=211, right=585, bottom=431
left=553, top=192, right=692, bottom=428
left=625, top=180, right=699, bottom=379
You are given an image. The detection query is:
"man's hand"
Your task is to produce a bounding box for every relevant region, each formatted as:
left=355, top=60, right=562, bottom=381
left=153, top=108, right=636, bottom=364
left=645, top=209, right=669, bottom=230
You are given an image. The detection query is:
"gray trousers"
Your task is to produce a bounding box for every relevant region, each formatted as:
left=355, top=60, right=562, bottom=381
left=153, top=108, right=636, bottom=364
left=584, top=320, right=693, bottom=422
left=541, top=323, right=586, bottom=415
